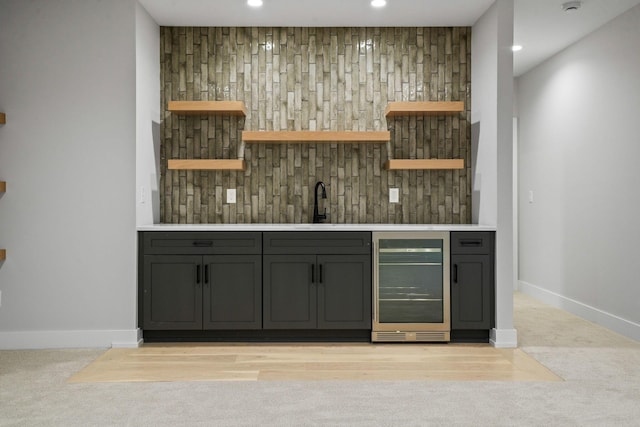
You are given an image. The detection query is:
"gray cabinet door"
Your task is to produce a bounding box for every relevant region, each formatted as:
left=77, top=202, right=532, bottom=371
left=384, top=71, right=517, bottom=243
left=451, top=254, right=492, bottom=329
left=203, top=255, right=262, bottom=330
left=263, top=254, right=317, bottom=329
left=317, top=255, right=372, bottom=329
left=143, top=255, right=203, bottom=330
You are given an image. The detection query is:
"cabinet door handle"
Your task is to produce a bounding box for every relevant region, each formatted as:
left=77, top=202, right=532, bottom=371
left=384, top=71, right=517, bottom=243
left=319, top=264, right=323, bottom=283
left=192, top=240, right=213, bottom=247
left=204, top=265, right=209, bottom=285
left=460, top=239, right=482, bottom=247
left=311, top=264, right=315, bottom=283
left=196, top=265, right=201, bottom=284
left=453, top=264, right=458, bottom=283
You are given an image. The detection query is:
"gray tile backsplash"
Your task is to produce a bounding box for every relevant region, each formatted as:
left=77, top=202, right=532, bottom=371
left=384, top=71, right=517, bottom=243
left=160, top=27, right=471, bottom=224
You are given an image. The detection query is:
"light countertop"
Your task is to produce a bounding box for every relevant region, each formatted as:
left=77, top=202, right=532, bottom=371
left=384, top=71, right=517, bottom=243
left=137, top=224, right=496, bottom=232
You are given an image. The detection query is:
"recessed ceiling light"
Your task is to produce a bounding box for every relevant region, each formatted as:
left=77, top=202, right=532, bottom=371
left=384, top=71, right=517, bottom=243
left=512, top=45, right=523, bottom=52
left=371, top=0, right=386, bottom=8
left=247, top=0, right=263, bottom=7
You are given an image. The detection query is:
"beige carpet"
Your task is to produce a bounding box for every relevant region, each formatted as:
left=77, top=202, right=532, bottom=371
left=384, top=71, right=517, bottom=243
left=1, top=292, right=639, bottom=427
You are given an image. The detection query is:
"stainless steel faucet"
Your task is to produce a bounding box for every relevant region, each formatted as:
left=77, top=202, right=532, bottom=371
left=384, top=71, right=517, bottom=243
left=313, top=181, right=327, bottom=223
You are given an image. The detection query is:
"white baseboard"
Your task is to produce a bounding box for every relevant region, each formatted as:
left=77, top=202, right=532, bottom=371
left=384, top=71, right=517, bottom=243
left=0, top=328, right=142, bottom=350
left=112, top=328, right=143, bottom=348
left=490, top=328, right=518, bottom=348
left=519, top=280, right=640, bottom=342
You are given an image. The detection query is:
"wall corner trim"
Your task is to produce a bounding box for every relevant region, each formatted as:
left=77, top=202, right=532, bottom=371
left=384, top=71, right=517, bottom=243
left=112, top=328, right=143, bottom=348
left=490, top=328, right=518, bottom=348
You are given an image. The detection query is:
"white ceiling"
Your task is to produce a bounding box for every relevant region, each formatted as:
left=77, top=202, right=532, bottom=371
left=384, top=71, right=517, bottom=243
left=138, top=0, right=640, bottom=76
left=513, top=0, right=640, bottom=75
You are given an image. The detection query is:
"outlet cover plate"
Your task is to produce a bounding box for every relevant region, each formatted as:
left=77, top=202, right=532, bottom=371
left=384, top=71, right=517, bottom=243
left=227, top=189, right=237, bottom=204
left=389, top=188, right=399, bottom=203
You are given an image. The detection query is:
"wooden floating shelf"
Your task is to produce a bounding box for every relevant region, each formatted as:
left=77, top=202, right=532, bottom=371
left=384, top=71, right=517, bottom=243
left=385, top=159, right=465, bottom=170
left=385, top=101, right=464, bottom=117
left=242, top=131, right=390, bottom=143
left=0, top=249, right=5, bottom=260
left=0, top=112, right=5, bottom=124
left=168, top=101, right=247, bottom=117
left=168, top=159, right=246, bottom=171
left=0, top=181, right=6, bottom=192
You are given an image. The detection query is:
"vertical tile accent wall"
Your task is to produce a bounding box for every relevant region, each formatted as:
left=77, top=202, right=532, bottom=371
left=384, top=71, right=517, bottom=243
left=160, top=27, right=471, bottom=224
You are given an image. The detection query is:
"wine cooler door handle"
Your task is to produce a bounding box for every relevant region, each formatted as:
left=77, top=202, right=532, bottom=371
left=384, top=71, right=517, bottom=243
left=453, top=264, right=458, bottom=283
left=372, top=240, right=377, bottom=324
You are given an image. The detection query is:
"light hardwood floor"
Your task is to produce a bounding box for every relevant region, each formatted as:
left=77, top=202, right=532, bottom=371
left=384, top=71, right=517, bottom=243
left=68, top=342, right=561, bottom=383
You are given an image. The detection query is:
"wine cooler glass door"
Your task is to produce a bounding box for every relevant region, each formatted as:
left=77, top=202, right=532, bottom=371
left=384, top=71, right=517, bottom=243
left=373, top=232, right=450, bottom=332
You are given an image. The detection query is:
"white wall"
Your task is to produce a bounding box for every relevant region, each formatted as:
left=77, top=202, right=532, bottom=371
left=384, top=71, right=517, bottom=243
left=136, top=2, right=161, bottom=226
left=0, top=0, right=139, bottom=348
left=517, top=5, right=640, bottom=340
left=0, top=0, right=524, bottom=349
left=471, top=5, right=498, bottom=227
left=472, top=0, right=517, bottom=348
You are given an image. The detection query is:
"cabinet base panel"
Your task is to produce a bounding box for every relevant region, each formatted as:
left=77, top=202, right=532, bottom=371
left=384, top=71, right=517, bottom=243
left=142, top=329, right=371, bottom=343
left=450, top=329, right=490, bottom=343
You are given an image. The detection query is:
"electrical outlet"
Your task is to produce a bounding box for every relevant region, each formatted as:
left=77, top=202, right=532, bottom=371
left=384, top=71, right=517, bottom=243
left=139, top=186, right=146, bottom=204
left=528, top=190, right=534, bottom=204
left=227, top=189, right=236, bottom=204
left=389, top=188, right=399, bottom=203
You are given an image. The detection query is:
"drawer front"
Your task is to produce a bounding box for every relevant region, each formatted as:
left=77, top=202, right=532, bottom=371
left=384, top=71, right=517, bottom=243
left=263, top=231, right=372, bottom=255
left=450, top=232, right=494, bottom=255
left=141, top=232, right=262, bottom=255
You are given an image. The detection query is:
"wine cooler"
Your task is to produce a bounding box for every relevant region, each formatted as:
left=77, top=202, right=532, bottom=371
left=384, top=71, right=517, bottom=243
left=372, top=231, right=450, bottom=342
